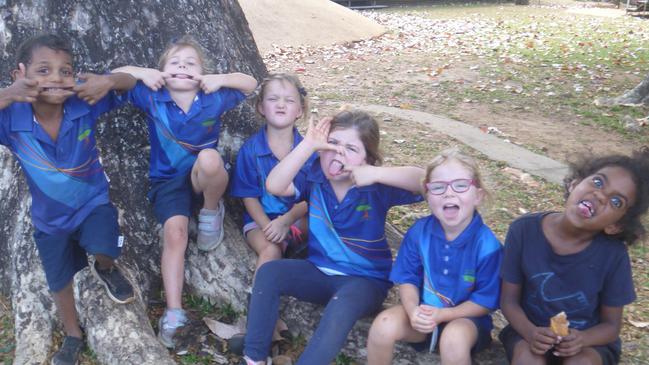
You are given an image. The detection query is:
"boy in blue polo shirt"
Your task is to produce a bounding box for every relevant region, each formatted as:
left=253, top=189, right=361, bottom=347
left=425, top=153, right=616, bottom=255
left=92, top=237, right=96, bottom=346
left=113, top=35, right=257, bottom=348
left=0, top=34, right=137, bottom=365
left=367, top=149, right=502, bottom=365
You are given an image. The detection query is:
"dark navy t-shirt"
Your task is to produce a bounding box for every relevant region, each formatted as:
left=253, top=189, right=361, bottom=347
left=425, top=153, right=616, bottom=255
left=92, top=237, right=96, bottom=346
left=501, top=213, right=635, bottom=330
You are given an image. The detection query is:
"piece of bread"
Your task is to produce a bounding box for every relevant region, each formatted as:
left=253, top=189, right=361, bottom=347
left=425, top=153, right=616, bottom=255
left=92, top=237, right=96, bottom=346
left=550, top=311, right=570, bottom=337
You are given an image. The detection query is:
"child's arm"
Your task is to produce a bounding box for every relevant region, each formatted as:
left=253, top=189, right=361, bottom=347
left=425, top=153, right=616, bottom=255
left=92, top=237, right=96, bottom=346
left=554, top=305, right=624, bottom=357
left=344, top=165, right=424, bottom=193
left=501, top=281, right=558, bottom=355
left=399, top=284, right=435, bottom=334
left=112, top=66, right=168, bottom=91
left=194, top=72, right=257, bottom=95
left=262, top=202, right=308, bottom=243
left=266, top=117, right=340, bottom=196
left=0, top=78, right=40, bottom=109
left=430, top=301, right=490, bottom=325
left=73, top=72, right=137, bottom=105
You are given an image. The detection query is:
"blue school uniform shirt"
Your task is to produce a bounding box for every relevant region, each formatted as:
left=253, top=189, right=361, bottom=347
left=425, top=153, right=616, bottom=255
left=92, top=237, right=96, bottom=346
left=230, top=126, right=313, bottom=225
left=501, top=212, right=635, bottom=331
left=0, top=93, right=124, bottom=235
left=122, top=81, right=245, bottom=180
left=391, top=213, right=503, bottom=330
left=293, top=159, right=423, bottom=281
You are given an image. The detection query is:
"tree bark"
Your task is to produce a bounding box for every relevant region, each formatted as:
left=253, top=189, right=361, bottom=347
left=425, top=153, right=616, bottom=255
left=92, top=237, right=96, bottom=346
left=595, top=73, right=649, bottom=107
left=0, top=1, right=264, bottom=363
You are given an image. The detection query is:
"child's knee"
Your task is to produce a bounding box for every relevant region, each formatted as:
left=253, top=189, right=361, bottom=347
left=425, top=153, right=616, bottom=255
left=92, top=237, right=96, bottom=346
left=511, top=340, right=545, bottom=365
left=562, top=349, right=601, bottom=365
left=368, top=309, right=403, bottom=343
left=163, top=221, right=188, bottom=248
left=439, top=319, right=476, bottom=357
left=195, top=148, right=223, bottom=175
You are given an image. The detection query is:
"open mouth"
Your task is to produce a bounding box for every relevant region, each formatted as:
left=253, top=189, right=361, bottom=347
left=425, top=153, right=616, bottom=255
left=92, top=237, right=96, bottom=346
left=442, top=203, right=460, bottom=219
left=578, top=200, right=595, bottom=218
left=41, top=86, right=73, bottom=92
left=328, top=160, right=344, bottom=176
left=171, top=73, right=194, bottom=80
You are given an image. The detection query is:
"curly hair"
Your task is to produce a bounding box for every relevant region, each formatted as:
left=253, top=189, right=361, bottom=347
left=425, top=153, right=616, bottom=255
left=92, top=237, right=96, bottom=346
left=564, top=146, right=649, bottom=244
left=16, top=33, right=73, bottom=67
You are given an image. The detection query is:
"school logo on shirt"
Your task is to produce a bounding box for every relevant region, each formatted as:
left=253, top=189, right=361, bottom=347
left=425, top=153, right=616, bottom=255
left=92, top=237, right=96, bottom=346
left=463, top=269, right=476, bottom=290
left=202, top=119, right=216, bottom=133
left=78, top=127, right=92, bottom=145
left=356, top=203, right=372, bottom=220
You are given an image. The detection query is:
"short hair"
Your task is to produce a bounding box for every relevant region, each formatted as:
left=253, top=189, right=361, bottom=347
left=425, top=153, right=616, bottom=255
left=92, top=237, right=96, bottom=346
left=564, top=146, right=649, bottom=244
left=15, top=33, right=73, bottom=67
left=158, top=35, right=212, bottom=74
left=255, top=73, right=309, bottom=121
left=329, top=109, right=382, bottom=166
left=424, top=147, right=487, bottom=194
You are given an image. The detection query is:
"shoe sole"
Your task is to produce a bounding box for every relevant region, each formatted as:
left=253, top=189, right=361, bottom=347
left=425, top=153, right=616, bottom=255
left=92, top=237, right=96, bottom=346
left=157, top=330, right=175, bottom=349
left=90, top=263, right=136, bottom=304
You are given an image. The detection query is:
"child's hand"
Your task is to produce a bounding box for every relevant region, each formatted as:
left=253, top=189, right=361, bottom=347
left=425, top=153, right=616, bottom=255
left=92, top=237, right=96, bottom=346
left=74, top=73, right=114, bottom=105
left=263, top=215, right=290, bottom=244
left=194, top=74, right=223, bottom=94
left=9, top=77, right=40, bottom=103
left=304, top=116, right=344, bottom=153
left=527, top=327, right=559, bottom=355
left=140, top=69, right=168, bottom=91
left=343, top=164, right=377, bottom=187
left=553, top=329, right=584, bottom=357
left=409, top=305, right=437, bottom=334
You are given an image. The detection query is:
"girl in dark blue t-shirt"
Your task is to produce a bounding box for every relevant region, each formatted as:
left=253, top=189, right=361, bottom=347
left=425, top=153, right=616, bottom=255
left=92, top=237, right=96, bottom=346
left=500, top=147, right=649, bottom=365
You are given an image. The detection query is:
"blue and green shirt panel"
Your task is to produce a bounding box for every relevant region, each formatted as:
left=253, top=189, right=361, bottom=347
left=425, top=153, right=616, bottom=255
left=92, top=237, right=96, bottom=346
left=0, top=93, right=124, bottom=234
left=122, top=81, right=245, bottom=180
left=390, top=213, right=503, bottom=330
left=230, top=125, right=314, bottom=225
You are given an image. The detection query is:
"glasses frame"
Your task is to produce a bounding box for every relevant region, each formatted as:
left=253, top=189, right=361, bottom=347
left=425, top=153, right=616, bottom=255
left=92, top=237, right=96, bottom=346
left=425, top=179, right=476, bottom=195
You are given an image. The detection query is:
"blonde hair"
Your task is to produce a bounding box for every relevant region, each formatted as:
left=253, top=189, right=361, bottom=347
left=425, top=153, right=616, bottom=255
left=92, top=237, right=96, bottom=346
left=157, top=35, right=213, bottom=74
left=424, top=148, right=486, bottom=191
left=255, top=73, right=309, bottom=121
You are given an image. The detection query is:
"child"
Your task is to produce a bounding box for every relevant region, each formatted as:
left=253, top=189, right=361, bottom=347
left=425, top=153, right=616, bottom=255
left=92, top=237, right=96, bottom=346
left=0, top=34, right=137, bottom=365
left=239, top=109, right=425, bottom=365
left=231, top=73, right=310, bottom=272
left=113, top=35, right=257, bottom=348
left=367, top=148, right=503, bottom=365
left=499, top=147, right=649, bottom=365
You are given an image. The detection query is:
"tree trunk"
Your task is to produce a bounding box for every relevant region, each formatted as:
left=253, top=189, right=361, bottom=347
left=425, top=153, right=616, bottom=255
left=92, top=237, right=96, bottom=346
left=595, top=73, right=649, bottom=107
left=0, top=1, right=264, bottom=363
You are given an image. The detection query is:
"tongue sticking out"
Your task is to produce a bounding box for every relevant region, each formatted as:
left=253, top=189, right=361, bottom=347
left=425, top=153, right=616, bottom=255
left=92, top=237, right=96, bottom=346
left=328, top=160, right=344, bottom=176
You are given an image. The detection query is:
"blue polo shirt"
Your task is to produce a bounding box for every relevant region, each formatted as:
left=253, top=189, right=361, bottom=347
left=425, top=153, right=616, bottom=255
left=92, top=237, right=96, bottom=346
left=122, top=81, right=246, bottom=180
left=0, top=93, right=124, bottom=234
left=231, top=126, right=314, bottom=225
left=293, top=159, right=423, bottom=281
left=391, top=213, right=503, bottom=330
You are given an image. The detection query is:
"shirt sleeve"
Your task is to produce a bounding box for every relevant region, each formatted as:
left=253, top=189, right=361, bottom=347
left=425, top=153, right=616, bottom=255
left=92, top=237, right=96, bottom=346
left=0, top=108, right=10, bottom=146
left=118, top=81, right=153, bottom=111
left=231, top=143, right=261, bottom=198
left=600, top=246, right=636, bottom=307
left=381, top=184, right=424, bottom=208
left=213, top=88, right=246, bottom=115
left=390, top=222, right=424, bottom=287
left=88, top=90, right=128, bottom=121
left=469, top=234, right=503, bottom=310
left=501, top=218, right=525, bottom=284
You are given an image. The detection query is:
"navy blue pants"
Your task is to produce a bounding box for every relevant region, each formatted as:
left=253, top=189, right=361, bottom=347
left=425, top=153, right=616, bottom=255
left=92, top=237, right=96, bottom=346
left=243, top=259, right=391, bottom=365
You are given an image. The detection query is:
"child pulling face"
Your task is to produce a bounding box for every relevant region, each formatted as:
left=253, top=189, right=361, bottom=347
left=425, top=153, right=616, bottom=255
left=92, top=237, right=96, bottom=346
left=368, top=150, right=502, bottom=365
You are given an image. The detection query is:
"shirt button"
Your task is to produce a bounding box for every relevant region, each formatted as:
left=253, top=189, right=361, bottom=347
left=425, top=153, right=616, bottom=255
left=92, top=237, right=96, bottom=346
left=443, top=269, right=448, bottom=275
left=334, top=205, right=338, bottom=209
left=444, top=256, right=449, bottom=262
left=445, top=245, right=449, bottom=249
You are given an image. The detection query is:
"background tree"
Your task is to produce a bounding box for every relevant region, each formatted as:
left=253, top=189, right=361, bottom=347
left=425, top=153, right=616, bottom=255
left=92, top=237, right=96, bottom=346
left=0, top=0, right=264, bottom=363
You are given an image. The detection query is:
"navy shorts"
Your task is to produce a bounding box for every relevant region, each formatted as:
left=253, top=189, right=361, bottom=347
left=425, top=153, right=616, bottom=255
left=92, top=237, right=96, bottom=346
left=499, top=324, right=621, bottom=365
left=34, top=203, right=121, bottom=292
left=410, top=316, right=492, bottom=354
left=148, top=173, right=203, bottom=224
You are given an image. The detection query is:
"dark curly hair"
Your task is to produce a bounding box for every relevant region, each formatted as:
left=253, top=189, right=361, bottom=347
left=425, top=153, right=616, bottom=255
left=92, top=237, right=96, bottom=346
left=563, top=146, right=649, bottom=244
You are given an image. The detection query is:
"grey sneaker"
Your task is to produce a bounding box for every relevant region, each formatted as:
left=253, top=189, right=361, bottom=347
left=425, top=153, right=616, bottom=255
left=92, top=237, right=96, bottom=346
left=197, top=200, right=225, bottom=251
left=91, top=261, right=135, bottom=304
left=158, top=308, right=187, bottom=348
left=51, top=336, right=83, bottom=365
